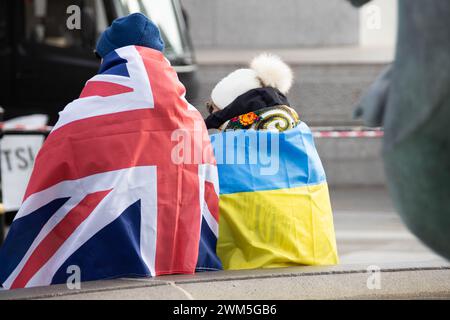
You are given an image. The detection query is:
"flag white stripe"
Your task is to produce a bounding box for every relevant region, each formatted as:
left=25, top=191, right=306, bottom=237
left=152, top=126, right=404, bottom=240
left=26, top=166, right=157, bottom=287
left=138, top=166, right=158, bottom=277
left=52, top=46, right=154, bottom=131
left=198, top=164, right=220, bottom=238
left=6, top=168, right=142, bottom=288
left=2, top=195, right=84, bottom=289
left=5, top=166, right=157, bottom=289
left=17, top=168, right=137, bottom=219
left=203, top=204, right=219, bottom=238
left=199, top=164, right=220, bottom=195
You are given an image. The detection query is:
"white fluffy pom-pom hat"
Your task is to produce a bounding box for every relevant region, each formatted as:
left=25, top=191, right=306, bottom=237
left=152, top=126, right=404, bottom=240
left=211, top=53, right=294, bottom=110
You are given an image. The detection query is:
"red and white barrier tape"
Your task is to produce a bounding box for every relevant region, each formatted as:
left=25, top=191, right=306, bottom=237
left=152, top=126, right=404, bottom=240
left=0, top=124, right=384, bottom=138
left=0, top=124, right=53, bottom=133
left=312, top=128, right=384, bottom=138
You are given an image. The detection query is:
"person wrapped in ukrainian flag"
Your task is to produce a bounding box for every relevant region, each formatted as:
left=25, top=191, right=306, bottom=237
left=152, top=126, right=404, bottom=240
left=204, top=54, right=339, bottom=270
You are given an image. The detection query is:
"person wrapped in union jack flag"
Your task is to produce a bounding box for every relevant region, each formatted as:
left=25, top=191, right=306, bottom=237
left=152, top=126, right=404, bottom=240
left=0, top=13, right=222, bottom=289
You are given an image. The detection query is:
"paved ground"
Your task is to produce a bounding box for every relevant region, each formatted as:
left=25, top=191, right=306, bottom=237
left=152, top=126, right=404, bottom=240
left=1, top=187, right=449, bottom=300
left=330, top=187, right=444, bottom=265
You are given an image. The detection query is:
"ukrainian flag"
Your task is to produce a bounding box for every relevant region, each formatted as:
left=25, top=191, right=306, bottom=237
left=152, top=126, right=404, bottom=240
left=210, top=122, right=339, bottom=270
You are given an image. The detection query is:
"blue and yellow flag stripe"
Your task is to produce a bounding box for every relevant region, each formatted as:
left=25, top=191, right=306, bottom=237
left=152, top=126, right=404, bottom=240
left=210, top=122, right=326, bottom=194
left=211, top=123, right=339, bottom=270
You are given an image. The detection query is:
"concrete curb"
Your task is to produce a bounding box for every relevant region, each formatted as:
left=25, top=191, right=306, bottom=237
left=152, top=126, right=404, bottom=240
left=1, top=261, right=449, bottom=300
left=195, top=47, right=394, bottom=66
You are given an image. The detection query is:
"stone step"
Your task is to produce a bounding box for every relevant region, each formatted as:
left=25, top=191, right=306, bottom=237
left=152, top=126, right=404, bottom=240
left=314, top=136, right=385, bottom=187
left=2, top=261, right=449, bottom=300
left=191, top=47, right=391, bottom=126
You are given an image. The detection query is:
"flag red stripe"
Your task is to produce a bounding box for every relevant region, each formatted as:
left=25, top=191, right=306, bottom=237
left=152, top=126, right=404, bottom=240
left=11, top=190, right=111, bottom=289
left=23, top=110, right=171, bottom=200
left=153, top=164, right=201, bottom=275
left=24, top=96, right=212, bottom=200
left=23, top=108, right=208, bottom=201
left=79, top=81, right=133, bottom=98
left=204, top=181, right=219, bottom=221
left=135, top=47, right=201, bottom=275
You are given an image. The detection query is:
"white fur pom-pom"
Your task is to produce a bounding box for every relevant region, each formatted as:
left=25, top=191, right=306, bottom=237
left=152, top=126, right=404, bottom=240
left=250, top=53, right=293, bottom=94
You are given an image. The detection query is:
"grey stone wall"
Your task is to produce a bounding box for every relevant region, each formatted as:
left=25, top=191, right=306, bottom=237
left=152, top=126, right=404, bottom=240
left=181, top=0, right=359, bottom=49
left=194, top=63, right=386, bottom=126
left=315, top=137, right=385, bottom=187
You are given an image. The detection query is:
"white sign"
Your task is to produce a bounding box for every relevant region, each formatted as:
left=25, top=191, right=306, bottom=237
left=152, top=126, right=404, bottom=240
left=1, top=135, right=44, bottom=211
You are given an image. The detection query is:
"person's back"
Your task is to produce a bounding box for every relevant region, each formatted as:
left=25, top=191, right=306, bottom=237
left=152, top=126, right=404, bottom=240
left=205, top=54, right=339, bottom=270
left=0, top=13, right=220, bottom=289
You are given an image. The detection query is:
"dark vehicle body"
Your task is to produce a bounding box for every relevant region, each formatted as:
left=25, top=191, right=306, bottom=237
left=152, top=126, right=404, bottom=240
left=0, top=0, right=198, bottom=124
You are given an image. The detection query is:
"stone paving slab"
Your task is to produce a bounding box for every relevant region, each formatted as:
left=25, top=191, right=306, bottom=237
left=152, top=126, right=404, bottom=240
left=195, top=47, right=394, bottom=66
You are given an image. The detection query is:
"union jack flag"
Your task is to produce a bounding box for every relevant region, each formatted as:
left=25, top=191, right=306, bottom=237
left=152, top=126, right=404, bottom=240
left=0, top=46, right=222, bottom=289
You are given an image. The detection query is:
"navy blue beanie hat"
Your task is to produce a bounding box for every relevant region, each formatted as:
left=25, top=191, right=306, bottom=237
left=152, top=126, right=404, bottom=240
left=96, top=13, right=165, bottom=58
